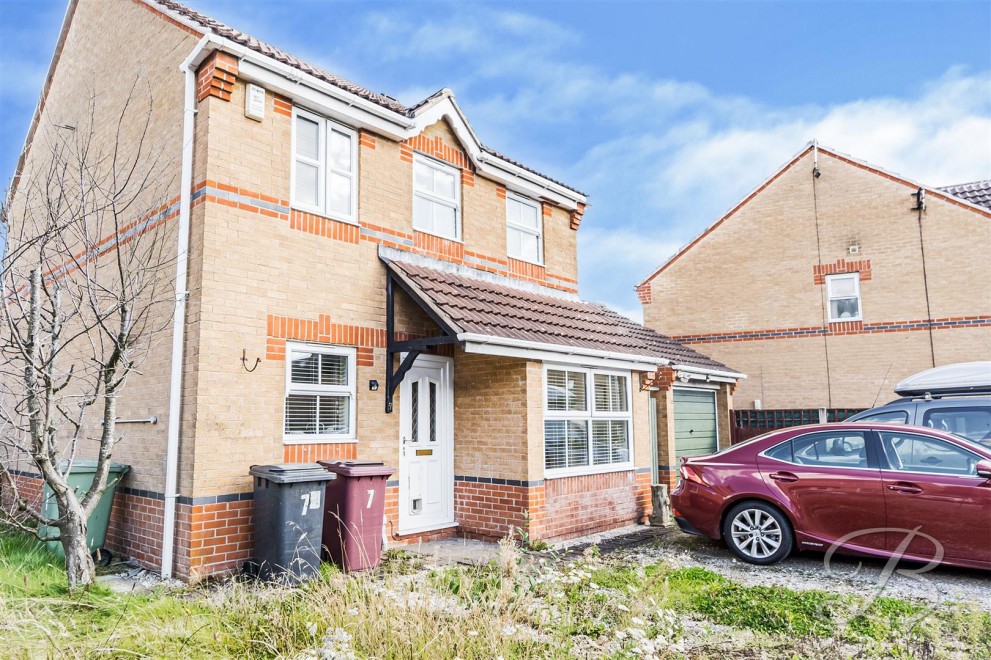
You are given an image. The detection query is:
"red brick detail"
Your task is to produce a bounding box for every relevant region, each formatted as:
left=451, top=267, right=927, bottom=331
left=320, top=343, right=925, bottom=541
left=635, top=283, right=652, bottom=305
left=265, top=313, right=406, bottom=362
left=399, top=144, right=414, bottom=163
left=289, top=210, right=360, bottom=243
left=284, top=443, right=358, bottom=463
left=496, top=186, right=507, bottom=200
left=508, top=257, right=546, bottom=281
left=455, top=481, right=530, bottom=541
left=185, top=499, right=253, bottom=581
left=414, top=231, right=465, bottom=262
left=273, top=95, right=293, bottom=117
left=541, top=203, right=553, bottom=218
left=536, top=470, right=649, bottom=541
left=813, top=258, right=872, bottom=285
left=359, top=130, right=377, bottom=150
left=570, top=202, right=586, bottom=230
left=107, top=491, right=164, bottom=570
left=641, top=366, right=676, bottom=392
left=828, top=320, right=865, bottom=334
left=404, top=133, right=472, bottom=170
left=196, top=51, right=238, bottom=102
left=461, top=169, right=475, bottom=187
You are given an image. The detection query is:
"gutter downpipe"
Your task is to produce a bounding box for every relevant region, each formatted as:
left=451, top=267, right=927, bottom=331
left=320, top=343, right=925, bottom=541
left=161, top=36, right=212, bottom=580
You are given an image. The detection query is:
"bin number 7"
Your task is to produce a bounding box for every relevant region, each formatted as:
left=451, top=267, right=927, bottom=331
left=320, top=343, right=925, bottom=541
left=300, top=489, right=322, bottom=516
left=366, top=489, right=375, bottom=509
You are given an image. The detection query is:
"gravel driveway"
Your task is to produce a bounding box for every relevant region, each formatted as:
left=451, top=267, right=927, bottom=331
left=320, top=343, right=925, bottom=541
left=614, top=526, right=991, bottom=610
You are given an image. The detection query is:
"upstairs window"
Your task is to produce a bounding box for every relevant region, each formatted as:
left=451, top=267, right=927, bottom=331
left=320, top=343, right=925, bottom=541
left=544, top=366, right=632, bottom=476
left=292, top=108, right=357, bottom=222
left=284, top=343, right=356, bottom=442
left=826, top=273, right=861, bottom=322
left=413, top=154, right=460, bottom=240
left=506, top=193, right=543, bottom=264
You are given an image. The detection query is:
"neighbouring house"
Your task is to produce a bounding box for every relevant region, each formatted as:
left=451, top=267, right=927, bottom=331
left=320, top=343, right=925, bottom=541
left=635, top=143, right=991, bottom=420
left=3, top=0, right=742, bottom=582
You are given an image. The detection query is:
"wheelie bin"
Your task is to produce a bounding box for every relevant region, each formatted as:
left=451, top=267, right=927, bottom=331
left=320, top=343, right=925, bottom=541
left=317, top=460, right=394, bottom=571
left=38, top=460, right=131, bottom=566
left=248, top=463, right=335, bottom=583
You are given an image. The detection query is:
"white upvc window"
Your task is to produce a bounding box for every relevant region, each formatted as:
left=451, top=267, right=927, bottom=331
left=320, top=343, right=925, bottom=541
left=506, top=193, right=543, bottom=264
left=544, top=365, right=633, bottom=478
left=284, top=343, right=357, bottom=443
left=291, top=107, right=358, bottom=223
left=826, top=273, right=862, bottom=322
left=413, top=154, right=461, bottom=240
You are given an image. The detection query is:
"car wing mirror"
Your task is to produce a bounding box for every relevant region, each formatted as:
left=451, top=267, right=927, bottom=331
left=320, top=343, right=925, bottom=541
left=976, top=459, right=991, bottom=480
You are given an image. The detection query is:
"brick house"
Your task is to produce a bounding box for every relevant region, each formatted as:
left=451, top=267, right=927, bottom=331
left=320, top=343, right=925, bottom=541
left=3, top=0, right=741, bottom=582
left=636, top=143, right=991, bottom=414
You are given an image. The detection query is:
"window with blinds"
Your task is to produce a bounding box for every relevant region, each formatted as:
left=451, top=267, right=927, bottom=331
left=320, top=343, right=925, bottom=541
left=284, top=344, right=356, bottom=442
left=506, top=194, right=542, bottom=264
left=292, top=107, right=357, bottom=223
left=544, top=367, right=632, bottom=475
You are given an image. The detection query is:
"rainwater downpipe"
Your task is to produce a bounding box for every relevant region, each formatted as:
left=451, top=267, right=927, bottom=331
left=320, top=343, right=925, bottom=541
left=161, top=39, right=209, bottom=580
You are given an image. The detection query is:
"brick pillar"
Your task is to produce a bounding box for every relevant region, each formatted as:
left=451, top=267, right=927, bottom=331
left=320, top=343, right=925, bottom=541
left=196, top=51, right=238, bottom=102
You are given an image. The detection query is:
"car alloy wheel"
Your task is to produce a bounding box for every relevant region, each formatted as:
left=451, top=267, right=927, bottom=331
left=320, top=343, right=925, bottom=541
left=722, top=501, right=793, bottom=565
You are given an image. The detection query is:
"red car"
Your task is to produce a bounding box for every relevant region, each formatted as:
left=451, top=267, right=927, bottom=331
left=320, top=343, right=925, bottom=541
left=670, top=423, right=991, bottom=570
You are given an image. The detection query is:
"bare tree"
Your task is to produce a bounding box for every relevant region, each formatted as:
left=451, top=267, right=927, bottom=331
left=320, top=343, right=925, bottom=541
left=0, top=87, right=177, bottom=589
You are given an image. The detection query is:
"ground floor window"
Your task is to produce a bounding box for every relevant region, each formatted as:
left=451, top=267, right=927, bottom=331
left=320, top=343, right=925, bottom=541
left=544, top=366, right=633, bottom=476
left=284, top=342, right=356, bottom=442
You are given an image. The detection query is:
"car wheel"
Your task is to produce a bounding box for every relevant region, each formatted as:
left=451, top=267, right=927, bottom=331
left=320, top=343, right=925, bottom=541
left=722, top=501, right=793, bottom=565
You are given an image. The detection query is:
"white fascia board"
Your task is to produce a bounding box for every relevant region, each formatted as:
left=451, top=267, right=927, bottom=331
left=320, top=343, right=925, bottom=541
left=408, top=97, right=586, bottom=210
left=238, top=60, right=413, bottom=138
left=460, top=333, right=666, bottom=371
left=672, top=363, right=747, bottom=381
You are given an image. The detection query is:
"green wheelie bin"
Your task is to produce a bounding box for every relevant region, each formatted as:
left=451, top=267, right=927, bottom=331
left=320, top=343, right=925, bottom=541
left=38, top=460, right=131, bottom=565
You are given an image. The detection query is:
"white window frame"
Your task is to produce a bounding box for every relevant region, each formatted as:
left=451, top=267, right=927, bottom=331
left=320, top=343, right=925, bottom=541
left=543, top=364, right=634, bottom=479
left=284, top=342, right=357, bottom=444
left=412, top=153, right=462, bottom=241
left=825, top=272, right=862, bottom=322
left=506, top=192, right=543, bottom=265
left=290, top=107, right=358, bottom=224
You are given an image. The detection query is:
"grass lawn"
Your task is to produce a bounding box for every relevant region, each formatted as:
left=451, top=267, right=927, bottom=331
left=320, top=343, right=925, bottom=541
left=1, top=530, right=988, bottom=658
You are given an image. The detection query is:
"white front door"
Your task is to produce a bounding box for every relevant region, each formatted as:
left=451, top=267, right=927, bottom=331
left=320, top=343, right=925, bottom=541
left=398, top=354, right=454, bottom=534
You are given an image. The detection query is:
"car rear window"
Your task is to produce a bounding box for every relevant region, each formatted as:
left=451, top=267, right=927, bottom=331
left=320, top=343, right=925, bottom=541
left=922, top=407, right=991, bottom=445
left=762, top=431, right=869, bottom=469
left=855, top=410, right=909, bottom=424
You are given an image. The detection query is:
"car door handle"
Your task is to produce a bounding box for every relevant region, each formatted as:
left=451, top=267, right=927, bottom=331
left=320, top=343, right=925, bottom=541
left=887, top=482, right=923, bottom=495
left=769, top=471, right=799, bottom=483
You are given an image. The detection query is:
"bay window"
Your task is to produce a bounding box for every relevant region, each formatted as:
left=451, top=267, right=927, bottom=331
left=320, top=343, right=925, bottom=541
left=544, top=366, right=633, bottom=476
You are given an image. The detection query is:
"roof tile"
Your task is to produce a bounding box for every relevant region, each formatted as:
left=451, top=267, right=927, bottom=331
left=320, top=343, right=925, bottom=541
left=389, top=260, right=738, bottom=374
left=938, top=180, right=991, bottom=210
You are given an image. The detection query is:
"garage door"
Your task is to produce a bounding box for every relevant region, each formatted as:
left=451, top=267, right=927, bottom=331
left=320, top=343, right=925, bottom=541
left=674, top=389, right=718, bottom=460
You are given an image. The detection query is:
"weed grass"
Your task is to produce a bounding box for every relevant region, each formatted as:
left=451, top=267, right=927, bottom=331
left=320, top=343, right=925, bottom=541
left=1, top=529, right=988, bottom=658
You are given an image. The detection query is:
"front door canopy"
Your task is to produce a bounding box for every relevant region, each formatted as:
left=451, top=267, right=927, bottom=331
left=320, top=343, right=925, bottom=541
left=385, top=269, right=461, bottom=413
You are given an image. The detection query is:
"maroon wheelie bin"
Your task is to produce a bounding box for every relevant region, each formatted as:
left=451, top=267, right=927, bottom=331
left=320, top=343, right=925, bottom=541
left=317, top=460, right=395, bottom=571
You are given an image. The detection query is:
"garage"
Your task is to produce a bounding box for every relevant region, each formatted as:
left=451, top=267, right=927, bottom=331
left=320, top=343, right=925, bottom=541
left=673, top=388, right=719, bottom=460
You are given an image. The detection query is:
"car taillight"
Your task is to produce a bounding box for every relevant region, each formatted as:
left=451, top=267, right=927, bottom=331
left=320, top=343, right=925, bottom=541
left=681, top=463, right=707, bottom=486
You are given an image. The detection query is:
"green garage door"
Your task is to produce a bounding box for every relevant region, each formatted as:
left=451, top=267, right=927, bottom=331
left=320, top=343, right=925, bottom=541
left=674, top=389, right=718, bottom=460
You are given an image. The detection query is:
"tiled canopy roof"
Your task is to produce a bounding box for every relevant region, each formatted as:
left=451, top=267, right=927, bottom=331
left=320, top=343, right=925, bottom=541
left=387, top=260, right=739, bottom=375
left=938, top=180, right=991, bottom=211
left=148, top=0, right=583, bottom=195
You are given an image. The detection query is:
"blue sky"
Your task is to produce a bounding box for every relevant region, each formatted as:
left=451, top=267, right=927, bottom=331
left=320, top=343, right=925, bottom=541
left=1, top=0, right=989, bottom=319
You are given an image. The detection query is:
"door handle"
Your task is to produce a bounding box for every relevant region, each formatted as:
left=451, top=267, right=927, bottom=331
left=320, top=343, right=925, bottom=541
left=769, top=471, right=799, bottom=483
left=887, top=483, right=923, bottom=495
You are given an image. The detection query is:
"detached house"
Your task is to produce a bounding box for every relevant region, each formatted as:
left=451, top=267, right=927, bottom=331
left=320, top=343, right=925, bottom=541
left=636, top=143, right=991, bottom=414
left=4, top=0, right=741, bottom=582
